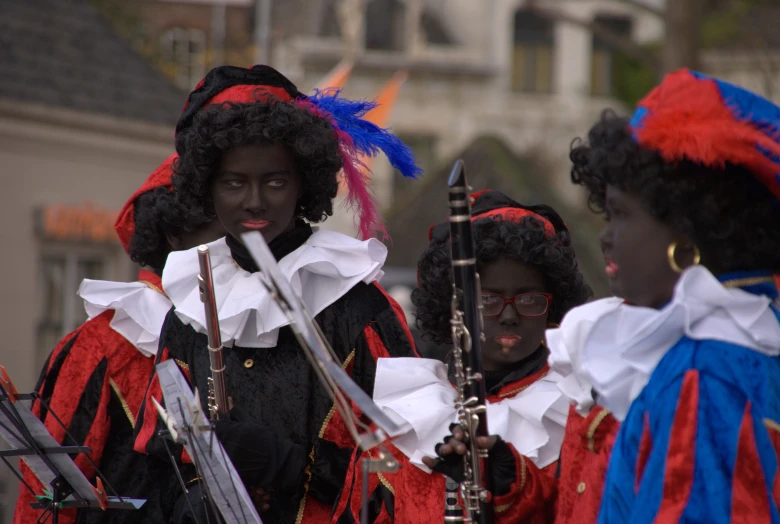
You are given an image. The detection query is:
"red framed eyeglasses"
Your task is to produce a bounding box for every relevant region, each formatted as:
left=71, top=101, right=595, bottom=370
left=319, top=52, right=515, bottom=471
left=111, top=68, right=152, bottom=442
left=481, top=292, right=552, bottom=318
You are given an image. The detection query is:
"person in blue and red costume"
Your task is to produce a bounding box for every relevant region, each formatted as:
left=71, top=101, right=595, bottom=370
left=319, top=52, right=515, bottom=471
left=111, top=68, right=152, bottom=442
left=465, top=69, right=780, bottom=523
left=572, top=70, right=780, bottom=522
left=332, top=190, right=594, bottom=522
left=132, top=64, right=422, bottom=524
left=13, top=155, right=224, bottom=524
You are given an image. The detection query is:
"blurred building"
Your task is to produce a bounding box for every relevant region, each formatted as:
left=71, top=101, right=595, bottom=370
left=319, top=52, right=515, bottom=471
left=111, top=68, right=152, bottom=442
left=0, top=0, right=185, bottom=515
left=276, top=0, right=664, bottom=311
left=0, top=0, right=673, bottom=384
left=0, top=0, right=185, bottom=382
left=701, top=5, right=780, bottom=104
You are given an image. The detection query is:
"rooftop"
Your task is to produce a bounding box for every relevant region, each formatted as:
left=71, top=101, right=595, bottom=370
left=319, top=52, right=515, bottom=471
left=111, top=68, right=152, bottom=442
left=0, top=0, right=186, bottom=126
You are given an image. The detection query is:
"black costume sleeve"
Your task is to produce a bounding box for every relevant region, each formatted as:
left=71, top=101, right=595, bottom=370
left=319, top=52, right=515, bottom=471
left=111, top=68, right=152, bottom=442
left=301, top=283, right=418, bottom=520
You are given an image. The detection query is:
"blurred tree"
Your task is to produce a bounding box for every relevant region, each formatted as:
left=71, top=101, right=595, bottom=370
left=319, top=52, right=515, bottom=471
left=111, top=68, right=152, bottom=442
left=527, top=0, right=763, bottom=79
left=526, top=0, right=774, bottom=105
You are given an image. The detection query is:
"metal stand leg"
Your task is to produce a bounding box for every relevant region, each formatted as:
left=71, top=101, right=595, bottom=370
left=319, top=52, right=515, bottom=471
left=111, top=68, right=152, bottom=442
left=360, top=457, right=369, bottom=524
left=51, top=482, right=60, bottom=524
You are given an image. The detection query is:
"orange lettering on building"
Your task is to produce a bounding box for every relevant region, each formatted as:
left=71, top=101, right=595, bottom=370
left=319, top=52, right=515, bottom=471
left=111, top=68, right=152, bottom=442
left=40, top=203, right=119, bottom=243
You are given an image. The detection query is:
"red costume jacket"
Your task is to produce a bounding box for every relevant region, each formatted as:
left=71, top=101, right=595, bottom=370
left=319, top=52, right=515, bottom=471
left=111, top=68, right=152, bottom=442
left=13, top=271, right=166, bottom=524
left=493, top=404, right=619, bottom=523
left=334, top=364, right=566, bottom=523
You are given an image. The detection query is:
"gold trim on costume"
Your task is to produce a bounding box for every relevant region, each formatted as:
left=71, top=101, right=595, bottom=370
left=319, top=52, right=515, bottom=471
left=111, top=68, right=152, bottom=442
left=495, top=498, right=516, bottom=513
left=377, top=472, right=395, bottom=496
left=722, top=276, right=775, bottom=289
left=296, top=348, right=358, bottom=522
left=186, top=476, right=203, bottom=487
left=295, top=448, right=316, bottom=524
left=764, top=418, right=780, bottom=434
left=586, top=408, right=612, bottom=453
left=498, top=370, right=550, bottom=398
left=341, top=349, right=356, bottom=370
left=519, top=455, right=527, bottom=490
left=318, top=405, right=337, bottom=439
left=109, top=378, right=135, bottom=428
left=175, top=359, right=190, bottom=372
left=140, top=279, right=167, bottom=297
left=316, top=350, right=355, bottom=439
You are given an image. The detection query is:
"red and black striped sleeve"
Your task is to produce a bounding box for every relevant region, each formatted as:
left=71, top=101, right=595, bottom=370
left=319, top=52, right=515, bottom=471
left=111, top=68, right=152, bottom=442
left=13, top=313, right=119, bottom=524
left=133, top=309, right=193, bottom=465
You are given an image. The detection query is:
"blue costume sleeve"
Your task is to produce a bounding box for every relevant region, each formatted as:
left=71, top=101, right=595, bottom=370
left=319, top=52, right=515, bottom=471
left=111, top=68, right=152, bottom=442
left=600, top=339, right=780, bottom=523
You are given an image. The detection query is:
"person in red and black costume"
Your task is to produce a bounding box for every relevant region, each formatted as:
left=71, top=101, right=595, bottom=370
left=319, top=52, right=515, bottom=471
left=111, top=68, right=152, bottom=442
left=422, top=192, right=623, bottom=524
left=332, top=190, right=594, bottom=522
left=132, top=65, right=422, bottom=524
left=13, top=155, right=224, bottom=524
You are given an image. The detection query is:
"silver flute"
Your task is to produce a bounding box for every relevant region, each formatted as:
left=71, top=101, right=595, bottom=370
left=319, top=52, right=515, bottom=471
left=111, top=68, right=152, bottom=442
left=197, top=245, right=230, bottom=421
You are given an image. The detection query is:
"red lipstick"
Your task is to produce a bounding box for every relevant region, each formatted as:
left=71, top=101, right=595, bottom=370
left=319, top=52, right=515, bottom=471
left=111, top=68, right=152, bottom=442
left=241, top=220, right=270, bottom=230
left=605, top=256, right=619, bottom=279
left=495, top=335, right=522, bottom=354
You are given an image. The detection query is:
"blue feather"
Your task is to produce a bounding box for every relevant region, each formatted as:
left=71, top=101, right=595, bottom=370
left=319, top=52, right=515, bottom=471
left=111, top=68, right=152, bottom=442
left=309, top=89, right=423, bottom=179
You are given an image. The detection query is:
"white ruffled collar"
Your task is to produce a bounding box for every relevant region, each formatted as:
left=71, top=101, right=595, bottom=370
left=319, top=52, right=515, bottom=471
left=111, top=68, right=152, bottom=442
left=565, top=265, right=780, bottom=421
left=78, top=273, right=171, bottom=357
left=162, top=229, right=387, bottom=348
left=373, top=357, right=569, bottom=472
left=546, top=297, right=624, bottom=416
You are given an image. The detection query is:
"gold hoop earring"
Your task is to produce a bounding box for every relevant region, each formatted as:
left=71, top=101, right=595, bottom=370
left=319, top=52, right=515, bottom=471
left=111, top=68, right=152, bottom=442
left=667, top=242, right=701, bottom=273
left=541, top=323, right=558, bottom=348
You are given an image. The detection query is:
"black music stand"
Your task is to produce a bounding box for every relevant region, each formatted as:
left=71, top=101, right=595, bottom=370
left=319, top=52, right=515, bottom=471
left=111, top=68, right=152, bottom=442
left=154, top=361, right=263, bottom=524
left=0, top=368, right=144, bottom=523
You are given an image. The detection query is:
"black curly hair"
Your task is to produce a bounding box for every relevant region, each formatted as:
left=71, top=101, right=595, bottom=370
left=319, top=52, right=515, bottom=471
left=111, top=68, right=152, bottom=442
left=412, top=215, right=594, bottom=345
left=171, top=97, right=343, bottom=227
left=127, top=187, right=186, bottom=271
left=570, top=111, right=780, bottom=273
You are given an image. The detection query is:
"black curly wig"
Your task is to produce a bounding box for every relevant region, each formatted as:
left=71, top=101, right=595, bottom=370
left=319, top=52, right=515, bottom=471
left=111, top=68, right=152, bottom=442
left=171, top=97, right=343, bottom=227
left=570, top=111, right=780, bottom=273
left=412, top=214, right=594, bottom=346
left=127, top=187, right=186, bottom=271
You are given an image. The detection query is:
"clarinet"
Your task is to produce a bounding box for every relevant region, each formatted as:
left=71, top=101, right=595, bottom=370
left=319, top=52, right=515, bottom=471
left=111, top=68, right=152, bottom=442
left=443, top=160, right=494, bottom=524
left=197, top=245, right=230, bottom=421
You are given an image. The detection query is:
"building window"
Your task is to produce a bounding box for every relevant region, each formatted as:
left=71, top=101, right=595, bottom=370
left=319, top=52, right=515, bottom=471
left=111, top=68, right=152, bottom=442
left=511, top=10, right=554, bottom=93
left=161, top=27, right=206, bottom=89
left=36, top=249, right=110, bottom=367
left=591, top=15, right=633, bottom=97
left=421, top=10, right=453, bottom=46
left=320, top=0, right=341, bottom=37
left=365, top=0, right=406, bottom=51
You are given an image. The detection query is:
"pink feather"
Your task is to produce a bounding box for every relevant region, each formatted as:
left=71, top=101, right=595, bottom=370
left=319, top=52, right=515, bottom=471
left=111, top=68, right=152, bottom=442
left=293, top=98, right=386, bottom=240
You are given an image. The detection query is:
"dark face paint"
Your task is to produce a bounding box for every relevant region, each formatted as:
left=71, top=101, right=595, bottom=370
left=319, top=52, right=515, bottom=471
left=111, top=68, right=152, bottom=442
left=599, top=185, right=692, bottom=308
left=211, top=143, right=302, bottom=245
left=479, top=257, right=549, bottom=372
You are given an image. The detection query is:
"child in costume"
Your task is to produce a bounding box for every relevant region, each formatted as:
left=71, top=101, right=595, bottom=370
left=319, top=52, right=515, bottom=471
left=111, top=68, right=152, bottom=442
left=132, top=65, right=422, bottom=524
left=333, top=190, right=593, bottom=522
left=571, top=69, right=780, bottom=522
left=13, top=155, right=224, bottom=524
